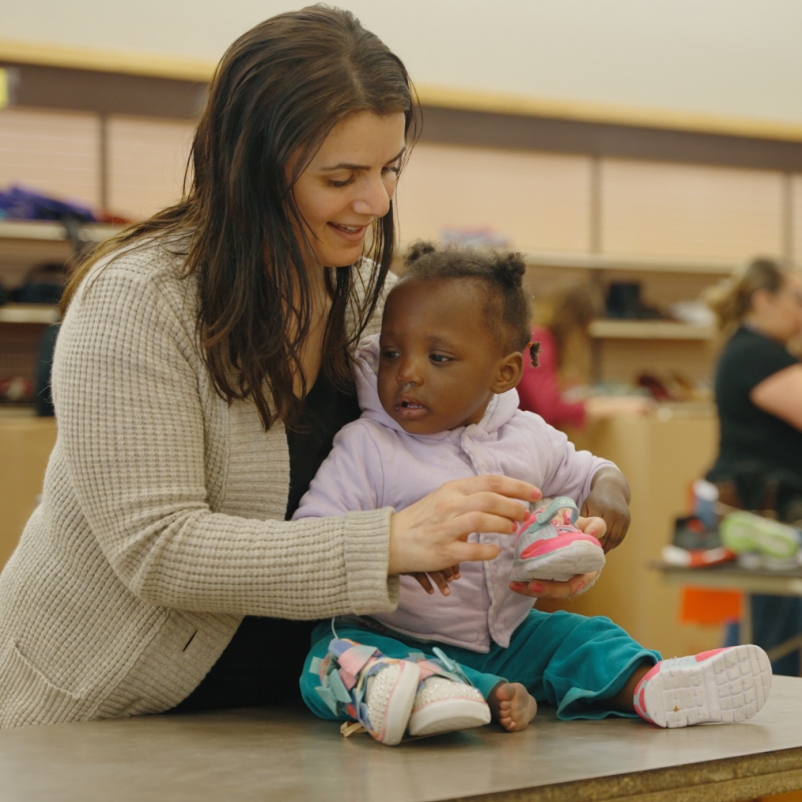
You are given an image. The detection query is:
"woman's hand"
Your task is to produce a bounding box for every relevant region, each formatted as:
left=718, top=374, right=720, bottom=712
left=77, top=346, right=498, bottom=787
left=581, top=467, right=632, bottom=552
left=388, top=476, right=540, bottom=576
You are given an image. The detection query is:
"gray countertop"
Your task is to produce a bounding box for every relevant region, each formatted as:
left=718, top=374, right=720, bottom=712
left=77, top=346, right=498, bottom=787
left=1, top=676, right=801, bottom=802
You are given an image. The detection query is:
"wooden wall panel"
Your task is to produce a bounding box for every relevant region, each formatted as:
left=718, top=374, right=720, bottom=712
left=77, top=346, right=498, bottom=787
left=601, top=159, right=784, bottom=260
left=107, top=116, right=194, bottom=221
left=396, top=143, right=592, bottom=253
left=0, top=108, right=100, bottom=209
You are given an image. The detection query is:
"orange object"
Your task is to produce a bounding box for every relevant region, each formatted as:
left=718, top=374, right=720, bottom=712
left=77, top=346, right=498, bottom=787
left=679, top=587, right=742, bottom=626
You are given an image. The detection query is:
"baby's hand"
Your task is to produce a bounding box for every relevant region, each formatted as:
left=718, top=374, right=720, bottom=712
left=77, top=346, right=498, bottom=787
left=576, top=516, right=606, bottom=540
left=410, top=565, right=461, bottom=596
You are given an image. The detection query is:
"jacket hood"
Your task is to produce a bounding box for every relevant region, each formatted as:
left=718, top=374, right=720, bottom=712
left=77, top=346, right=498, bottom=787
left=352, top=334, right=520, bottom=439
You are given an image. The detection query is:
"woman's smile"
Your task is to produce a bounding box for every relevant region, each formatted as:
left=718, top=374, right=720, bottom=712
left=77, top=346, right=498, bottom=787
left=328, top=222, right=370, bottom=242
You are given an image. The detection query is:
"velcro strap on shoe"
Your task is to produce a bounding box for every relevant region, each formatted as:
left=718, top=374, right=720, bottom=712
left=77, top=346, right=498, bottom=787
left=411, top=648, right=477, bottom=688
left=314, top=637, right=403, bottom=736
left=532, top=496, right=579, bottom=525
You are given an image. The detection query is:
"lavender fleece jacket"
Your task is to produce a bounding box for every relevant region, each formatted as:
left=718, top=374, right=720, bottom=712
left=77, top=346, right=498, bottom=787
left=294, top=334, right=615, bottom=653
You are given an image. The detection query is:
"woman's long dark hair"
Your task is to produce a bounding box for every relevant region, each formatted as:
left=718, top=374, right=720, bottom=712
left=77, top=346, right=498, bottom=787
left=61, top=5, right=419, bottom=430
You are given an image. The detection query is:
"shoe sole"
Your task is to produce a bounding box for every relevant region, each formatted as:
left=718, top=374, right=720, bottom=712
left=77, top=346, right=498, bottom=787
left=510, top=540, right=605, bottom=582
left=408, top=698, right=491, bottom=737
left=379, top=662, right=421, bottom=746
left=720, top=512, right=799, bottom=559
left=640, top=644, right=771, bottom=728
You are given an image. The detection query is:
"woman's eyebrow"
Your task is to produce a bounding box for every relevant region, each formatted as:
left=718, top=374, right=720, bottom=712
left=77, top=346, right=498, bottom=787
left=320, top=147, right=406, bottom=172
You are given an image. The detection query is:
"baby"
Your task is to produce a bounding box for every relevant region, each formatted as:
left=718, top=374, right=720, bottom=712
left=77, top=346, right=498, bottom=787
left=293, top=242, right=771, bottom=745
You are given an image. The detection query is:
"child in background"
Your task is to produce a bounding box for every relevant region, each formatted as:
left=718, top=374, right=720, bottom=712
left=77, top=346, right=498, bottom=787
left=518, top=283, right=654, bottom=427
left=293, top=242, right=772, bottom=745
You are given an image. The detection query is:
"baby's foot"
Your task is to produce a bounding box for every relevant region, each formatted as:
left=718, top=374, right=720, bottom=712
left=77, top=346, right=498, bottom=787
left=489, top=682, right=537, bottom=732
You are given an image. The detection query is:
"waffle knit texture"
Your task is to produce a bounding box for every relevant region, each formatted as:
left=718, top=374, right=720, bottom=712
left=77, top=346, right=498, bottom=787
left=0, top=237, right=398, bottom=728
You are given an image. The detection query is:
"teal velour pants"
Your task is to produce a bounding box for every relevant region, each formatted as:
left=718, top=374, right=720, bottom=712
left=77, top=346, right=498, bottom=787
left=300, top=609, right=661, bottom=722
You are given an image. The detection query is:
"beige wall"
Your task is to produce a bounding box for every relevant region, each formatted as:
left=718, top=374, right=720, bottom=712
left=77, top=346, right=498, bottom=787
left=0, top=108, right=100, bottom=209
left=398, top=144, right=592, bottom=253
left=6, top=1, right=802, bottom=127
left=600, top=159, right=785, bottom=260
left=0, top=108, right=194, bottom=221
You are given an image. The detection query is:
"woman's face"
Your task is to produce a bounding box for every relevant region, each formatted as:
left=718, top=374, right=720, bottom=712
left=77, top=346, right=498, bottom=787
left=291, top=112, right=406, bottom=269
left=754, top=272, right=802, bottom=343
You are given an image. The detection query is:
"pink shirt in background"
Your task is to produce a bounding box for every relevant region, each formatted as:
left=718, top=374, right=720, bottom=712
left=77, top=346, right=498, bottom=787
left=517, top=326, right=586, bottom=429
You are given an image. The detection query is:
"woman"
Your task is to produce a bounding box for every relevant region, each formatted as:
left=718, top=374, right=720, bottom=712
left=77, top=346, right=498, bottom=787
left=0, top=7, right=594, bottom=728
left=706, top=257, right=802, bottom=675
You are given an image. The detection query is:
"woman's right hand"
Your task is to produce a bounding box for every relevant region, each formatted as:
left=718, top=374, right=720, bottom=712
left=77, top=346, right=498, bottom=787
left=388, top=476, right=540, bottom=575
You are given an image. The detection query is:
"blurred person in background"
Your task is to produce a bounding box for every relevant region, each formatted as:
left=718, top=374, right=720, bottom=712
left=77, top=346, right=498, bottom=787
left=518, top=283, right=653, bottom=428
left=706, top=257, right=802, bottom=676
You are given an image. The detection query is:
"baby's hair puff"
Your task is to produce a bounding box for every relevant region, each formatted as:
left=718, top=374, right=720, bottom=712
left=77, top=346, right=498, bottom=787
left=400, top=240, right=539, bottom=366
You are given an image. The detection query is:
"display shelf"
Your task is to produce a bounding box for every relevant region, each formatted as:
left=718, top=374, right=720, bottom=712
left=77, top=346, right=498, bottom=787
left=522, top=251, right=739, bottom=276
left=588, top=319, right=715, bottom=340
left=0, top=219, right=122, bottom=243
left=0, top=304, right=59, bottom=324
left=397, top=245, right=741, bottom=277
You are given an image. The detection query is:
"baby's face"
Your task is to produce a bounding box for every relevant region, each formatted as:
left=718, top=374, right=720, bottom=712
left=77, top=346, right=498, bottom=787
left=377, top=278, right=506, bottom=435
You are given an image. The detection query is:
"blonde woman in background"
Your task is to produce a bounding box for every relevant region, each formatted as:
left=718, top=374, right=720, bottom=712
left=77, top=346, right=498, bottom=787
left=706, top=257, right=802, bottom=676
left=517, top=283, right=653, bottom=430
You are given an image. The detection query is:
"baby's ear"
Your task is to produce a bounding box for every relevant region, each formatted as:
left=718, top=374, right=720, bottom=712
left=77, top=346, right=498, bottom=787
left=492, top=351, right=524, bottom=394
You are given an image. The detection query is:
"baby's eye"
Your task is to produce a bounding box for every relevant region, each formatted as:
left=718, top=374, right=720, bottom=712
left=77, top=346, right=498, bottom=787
left=381, top=349, right=400, bottom=360
left=429, top=353, right=452, bottom=364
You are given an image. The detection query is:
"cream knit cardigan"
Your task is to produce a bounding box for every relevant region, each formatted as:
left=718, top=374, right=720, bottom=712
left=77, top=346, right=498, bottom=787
left=0, top=238, right=398, bottom=728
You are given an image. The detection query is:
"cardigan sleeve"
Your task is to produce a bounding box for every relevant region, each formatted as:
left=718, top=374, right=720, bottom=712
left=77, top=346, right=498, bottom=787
left=52, top=260, right=398, bottom=619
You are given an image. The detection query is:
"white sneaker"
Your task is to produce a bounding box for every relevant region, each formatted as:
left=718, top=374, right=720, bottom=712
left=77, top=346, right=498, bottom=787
left=633, top=644, right=772, bottom=728
left=363, top=660, right=421, bottom=745
left=407, top=677, right=491, bottom=737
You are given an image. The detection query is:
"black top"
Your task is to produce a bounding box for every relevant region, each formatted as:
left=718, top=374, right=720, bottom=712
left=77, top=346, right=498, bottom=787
left=707, top=326, right=802, bottom=481
left=172, top=370, right=361, bottom=712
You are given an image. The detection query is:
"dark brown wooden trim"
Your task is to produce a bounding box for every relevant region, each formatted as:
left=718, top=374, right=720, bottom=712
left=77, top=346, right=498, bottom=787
left=1, top=64, right=206, bottom=120
left=418, top=105, right=802, bottom=171
left=5, top=63, right=802, bottom=171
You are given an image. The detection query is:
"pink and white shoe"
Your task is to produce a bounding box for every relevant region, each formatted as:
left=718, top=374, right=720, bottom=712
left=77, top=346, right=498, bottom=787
left=407, top=648, right=490, bottom=738
left=510, top=496, right=605, bottom=583
left=633, top=644, right=772, bottom=728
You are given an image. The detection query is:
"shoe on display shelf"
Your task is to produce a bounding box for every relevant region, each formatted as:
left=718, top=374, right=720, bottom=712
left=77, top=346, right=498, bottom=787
left=719, top=511, right=801, bottom=569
